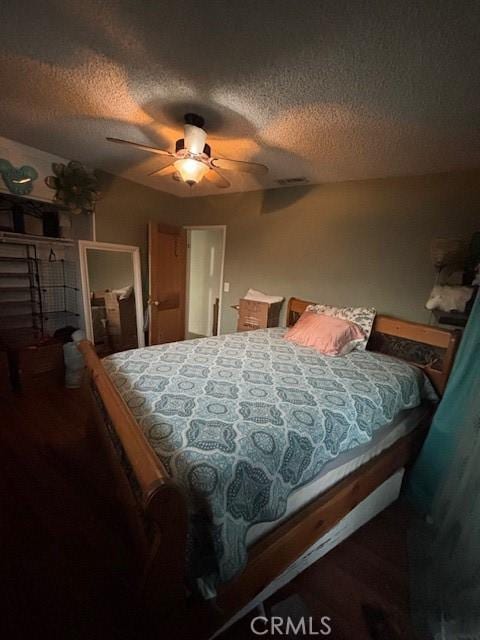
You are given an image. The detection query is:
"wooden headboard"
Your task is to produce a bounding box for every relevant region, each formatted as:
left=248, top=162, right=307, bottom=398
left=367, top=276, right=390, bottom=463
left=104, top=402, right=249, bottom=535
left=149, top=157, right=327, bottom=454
left=286, top=297, right=461, bottom=396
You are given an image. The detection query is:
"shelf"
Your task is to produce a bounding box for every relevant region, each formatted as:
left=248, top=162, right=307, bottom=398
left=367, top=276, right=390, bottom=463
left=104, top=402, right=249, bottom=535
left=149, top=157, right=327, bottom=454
left=433, top=309, right=468, bottom=328
left=0, top=313, right=39, bottom=321
left=0, top=231, right=75, bottom=245
left=36, top=310, right=80, bottom=317
left=0, top=256, right=35, bottom=263
left=1, top=300, right=35, bottom=306
left=0, top=189, right=70, bottom=208
left=0, top=272, right=34, bottom=278
left=0, top=286, right=34, bottom=292
left=41, top=285, right=79, bottom=291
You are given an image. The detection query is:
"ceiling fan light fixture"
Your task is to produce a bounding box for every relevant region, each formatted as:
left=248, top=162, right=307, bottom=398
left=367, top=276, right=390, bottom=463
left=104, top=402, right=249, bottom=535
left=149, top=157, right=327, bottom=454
left=106, top=112, right=268, bottom=189
left=174, top=158, right=209, bottom=185
left=184, top=124, right=207, bottom=154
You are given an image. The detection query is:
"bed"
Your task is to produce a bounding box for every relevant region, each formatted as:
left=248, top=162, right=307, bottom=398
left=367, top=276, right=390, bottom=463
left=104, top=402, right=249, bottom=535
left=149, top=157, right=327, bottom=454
left=79, top=297, right=460, bottom=637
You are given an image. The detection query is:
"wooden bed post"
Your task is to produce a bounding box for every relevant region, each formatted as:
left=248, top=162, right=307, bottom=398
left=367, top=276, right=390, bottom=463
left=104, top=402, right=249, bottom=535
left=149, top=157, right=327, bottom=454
left=142, top=481, right=189, bottom=628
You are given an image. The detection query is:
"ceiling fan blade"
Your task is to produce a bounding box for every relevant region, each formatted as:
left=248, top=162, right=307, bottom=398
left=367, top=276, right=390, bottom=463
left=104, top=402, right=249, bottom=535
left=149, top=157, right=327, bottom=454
left=106, top=137, right=174, bottom=157
left=184, top=124, right=207, bottom=154
left=148, top=163, right=177, bottom=177
left=210, top=157, right=268, bottom=175
left=205, top=169, right=230, bottom=189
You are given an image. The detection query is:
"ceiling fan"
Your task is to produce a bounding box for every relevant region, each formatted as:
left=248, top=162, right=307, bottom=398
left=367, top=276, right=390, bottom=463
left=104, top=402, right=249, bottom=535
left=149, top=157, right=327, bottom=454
left=107, top=113, right=268, bottom=189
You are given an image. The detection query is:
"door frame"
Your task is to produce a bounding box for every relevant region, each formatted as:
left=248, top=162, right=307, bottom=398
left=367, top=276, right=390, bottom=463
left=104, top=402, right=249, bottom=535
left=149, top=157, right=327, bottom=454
left=78, top=240, right=145, bottom=348
left=184, top=225, right=226, bottom=337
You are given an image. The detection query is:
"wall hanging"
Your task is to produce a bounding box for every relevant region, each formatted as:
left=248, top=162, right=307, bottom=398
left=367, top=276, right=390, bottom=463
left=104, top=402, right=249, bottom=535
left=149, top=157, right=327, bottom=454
left=0, top=159, right=38, bottom=195
left=45, top=161, right=101, bottom=215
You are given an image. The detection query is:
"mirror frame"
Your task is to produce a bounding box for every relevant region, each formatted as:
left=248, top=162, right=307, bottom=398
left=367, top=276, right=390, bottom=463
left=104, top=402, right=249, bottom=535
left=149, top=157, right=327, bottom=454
left=78, top=240, right=145, bottom=349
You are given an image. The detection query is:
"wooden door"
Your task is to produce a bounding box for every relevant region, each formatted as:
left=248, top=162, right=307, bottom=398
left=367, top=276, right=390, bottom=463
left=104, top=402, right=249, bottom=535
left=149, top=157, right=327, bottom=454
left=148, top=222, right=187, bottom=345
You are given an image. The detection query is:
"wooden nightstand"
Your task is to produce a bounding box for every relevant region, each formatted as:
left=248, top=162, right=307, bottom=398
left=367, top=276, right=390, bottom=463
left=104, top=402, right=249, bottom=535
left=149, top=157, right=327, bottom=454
left=236, top=298, right=283, bottom=332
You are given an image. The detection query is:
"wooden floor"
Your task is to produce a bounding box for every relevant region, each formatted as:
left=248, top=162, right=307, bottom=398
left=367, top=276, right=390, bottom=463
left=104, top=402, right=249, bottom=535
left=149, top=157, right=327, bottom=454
left=0, top=382, right=416, bottom=639
left=222, top=506, right=415, bottom=640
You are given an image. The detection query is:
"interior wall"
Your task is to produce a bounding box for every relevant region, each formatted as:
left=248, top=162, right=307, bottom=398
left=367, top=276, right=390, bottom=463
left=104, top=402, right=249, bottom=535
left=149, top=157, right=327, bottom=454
left=180, top=170, right=480, bottom=334
left=94, top=170, right=188, bottom=288
left=87, top=249, right=134, bottom=293
left=187, top=228, right=224, bottom=337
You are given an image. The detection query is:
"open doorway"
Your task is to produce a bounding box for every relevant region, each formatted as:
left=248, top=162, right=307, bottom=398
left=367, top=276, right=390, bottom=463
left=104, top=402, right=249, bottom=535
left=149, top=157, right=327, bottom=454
left=185, top=226, right=226, bottom=339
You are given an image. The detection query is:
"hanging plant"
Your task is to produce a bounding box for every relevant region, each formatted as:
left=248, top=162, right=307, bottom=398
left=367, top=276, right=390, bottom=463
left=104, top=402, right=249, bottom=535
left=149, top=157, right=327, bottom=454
left=45, top=161, right=101, bottom=215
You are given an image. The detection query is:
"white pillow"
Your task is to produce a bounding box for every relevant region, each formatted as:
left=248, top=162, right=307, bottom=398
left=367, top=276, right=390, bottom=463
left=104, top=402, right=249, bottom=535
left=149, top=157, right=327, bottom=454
left=306, top=303, right=376, bottom=350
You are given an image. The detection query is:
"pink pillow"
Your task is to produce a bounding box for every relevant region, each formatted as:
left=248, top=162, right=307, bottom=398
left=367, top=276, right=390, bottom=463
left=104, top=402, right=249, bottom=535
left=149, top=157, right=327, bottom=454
left=284, top=311, right=365, bottom=356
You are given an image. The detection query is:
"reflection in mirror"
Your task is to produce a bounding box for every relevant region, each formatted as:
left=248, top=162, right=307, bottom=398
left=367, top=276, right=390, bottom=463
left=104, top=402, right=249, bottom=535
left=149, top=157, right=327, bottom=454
left=86, top=249, right=138, bottom=355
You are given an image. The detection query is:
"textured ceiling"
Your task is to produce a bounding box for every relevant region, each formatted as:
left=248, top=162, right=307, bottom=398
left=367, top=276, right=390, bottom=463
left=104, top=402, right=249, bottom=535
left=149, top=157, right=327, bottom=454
left=0, top=1, right=479, bottom=197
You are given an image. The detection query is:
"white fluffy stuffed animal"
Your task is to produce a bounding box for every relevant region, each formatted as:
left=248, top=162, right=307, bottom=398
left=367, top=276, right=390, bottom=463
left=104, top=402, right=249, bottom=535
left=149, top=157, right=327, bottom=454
left=426, top=285, right=474, bottom=313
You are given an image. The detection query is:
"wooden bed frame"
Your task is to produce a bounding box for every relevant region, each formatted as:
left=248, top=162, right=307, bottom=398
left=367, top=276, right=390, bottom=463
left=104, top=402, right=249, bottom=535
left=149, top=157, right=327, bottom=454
left=78, top=298, right=460, bottom=637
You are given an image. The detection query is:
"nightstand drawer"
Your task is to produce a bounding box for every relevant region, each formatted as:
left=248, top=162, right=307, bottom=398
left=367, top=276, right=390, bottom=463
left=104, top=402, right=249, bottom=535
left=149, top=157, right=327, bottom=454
left=238, top=319, right=262, bottom=331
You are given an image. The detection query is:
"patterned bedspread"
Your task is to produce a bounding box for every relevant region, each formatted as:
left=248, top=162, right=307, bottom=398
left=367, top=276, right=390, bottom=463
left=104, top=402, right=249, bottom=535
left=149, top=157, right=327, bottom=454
left=103, top=328, right=435, bottom=592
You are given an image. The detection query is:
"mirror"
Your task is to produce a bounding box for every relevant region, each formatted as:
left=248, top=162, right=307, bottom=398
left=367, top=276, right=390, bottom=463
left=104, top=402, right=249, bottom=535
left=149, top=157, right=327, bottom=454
left=79, top=241, right=144, bottom=355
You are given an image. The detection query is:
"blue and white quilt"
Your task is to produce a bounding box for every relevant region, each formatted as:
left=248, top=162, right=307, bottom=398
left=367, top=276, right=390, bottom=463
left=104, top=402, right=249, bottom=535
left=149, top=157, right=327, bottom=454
left=103, top=328, right=435, bottom=592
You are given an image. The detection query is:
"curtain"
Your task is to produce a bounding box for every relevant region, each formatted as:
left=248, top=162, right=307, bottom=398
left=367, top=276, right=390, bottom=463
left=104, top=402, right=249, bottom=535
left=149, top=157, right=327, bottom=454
left=408, top=292, right=480, bottom=638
